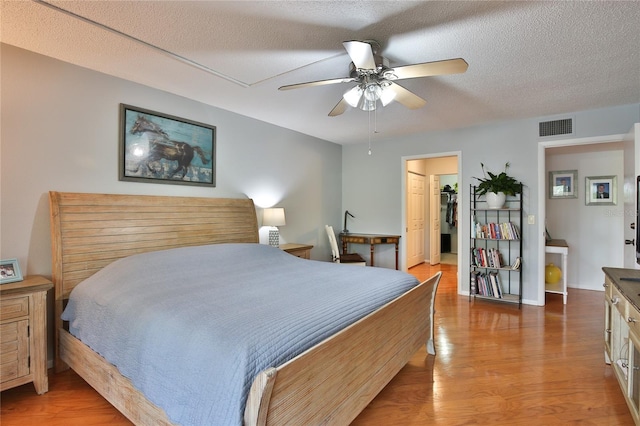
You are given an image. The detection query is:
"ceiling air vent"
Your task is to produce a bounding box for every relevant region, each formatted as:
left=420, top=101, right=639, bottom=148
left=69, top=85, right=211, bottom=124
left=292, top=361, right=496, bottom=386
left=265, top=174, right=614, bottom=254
left=539, top=118, right=573, bottom=137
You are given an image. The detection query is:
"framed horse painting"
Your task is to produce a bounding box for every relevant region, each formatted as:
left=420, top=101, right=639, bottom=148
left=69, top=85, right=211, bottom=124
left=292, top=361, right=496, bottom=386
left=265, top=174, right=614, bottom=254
left=119, top=104, right=216, bottom=187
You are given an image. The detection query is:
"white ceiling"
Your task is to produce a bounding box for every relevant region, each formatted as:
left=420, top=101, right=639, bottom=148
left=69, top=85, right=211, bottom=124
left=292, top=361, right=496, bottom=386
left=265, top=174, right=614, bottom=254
left=2, top=0, right=639, bottom=145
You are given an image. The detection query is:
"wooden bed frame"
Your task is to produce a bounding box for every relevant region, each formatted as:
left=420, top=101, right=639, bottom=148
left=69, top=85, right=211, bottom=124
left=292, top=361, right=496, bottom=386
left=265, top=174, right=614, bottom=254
left=49, top=191, right=441, bottom=426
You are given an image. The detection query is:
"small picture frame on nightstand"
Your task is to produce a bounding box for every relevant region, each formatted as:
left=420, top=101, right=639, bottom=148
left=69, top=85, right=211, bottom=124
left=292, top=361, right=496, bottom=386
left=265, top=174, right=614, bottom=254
left=1, top=258, right=23, bottom=284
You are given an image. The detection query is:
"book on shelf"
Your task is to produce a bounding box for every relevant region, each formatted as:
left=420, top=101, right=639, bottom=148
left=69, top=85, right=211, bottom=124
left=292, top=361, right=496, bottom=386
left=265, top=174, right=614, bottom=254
left=489, top=272, right=503, bottom=298
left=510, top=256, right=522, bottom=270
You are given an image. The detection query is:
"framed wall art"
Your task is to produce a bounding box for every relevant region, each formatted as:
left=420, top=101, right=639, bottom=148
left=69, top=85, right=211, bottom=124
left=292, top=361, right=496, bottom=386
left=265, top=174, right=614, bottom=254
left=1, top=258, right=23, bottom=284
left=119, top=104, right=216, bottom=187
left=549, top=170, right=578, bottom=199
left=585, top=175, right=617, bottom=206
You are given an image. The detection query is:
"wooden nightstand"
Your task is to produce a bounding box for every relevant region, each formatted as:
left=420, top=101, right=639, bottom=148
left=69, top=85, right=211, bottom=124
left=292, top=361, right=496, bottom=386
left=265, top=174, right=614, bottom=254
left=1, top=275, right=53, bottom=394
left=280, top=243, right=313, bottom=259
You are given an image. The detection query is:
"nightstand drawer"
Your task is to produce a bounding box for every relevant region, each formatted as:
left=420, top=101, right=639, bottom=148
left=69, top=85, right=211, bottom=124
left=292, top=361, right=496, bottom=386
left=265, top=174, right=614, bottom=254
left=0, top=296, right=29, bottom=321
left=280, top=243, right=313, bottom=259
left=0, top=319, right=29, bottom=382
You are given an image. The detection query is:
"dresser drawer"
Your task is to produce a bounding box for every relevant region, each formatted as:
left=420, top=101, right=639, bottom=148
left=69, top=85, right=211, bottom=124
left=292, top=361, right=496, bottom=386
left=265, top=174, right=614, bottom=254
left=611, top=284, right=626, bottom=317
left=626, top=300, right=640, bottom=338
left=605, top=276, right=614, bottom=299
left=0, top=296, right=28, bottom=321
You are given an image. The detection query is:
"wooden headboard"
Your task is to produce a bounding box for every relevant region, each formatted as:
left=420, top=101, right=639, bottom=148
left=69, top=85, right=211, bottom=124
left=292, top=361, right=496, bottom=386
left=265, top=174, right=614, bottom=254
left=49, top=191, right=258, bottom=367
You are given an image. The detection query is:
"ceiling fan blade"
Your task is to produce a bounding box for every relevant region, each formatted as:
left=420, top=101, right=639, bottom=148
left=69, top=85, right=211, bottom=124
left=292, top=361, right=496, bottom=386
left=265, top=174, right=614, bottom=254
left=391, top=58, right=468, bottom=80
left=387, top=82, right=427, bottom=110
left=279, top=77, right=355, bottom=91
left=343, top=40, right=376, bottom=70
left=328, top=98, right=349, bottom=117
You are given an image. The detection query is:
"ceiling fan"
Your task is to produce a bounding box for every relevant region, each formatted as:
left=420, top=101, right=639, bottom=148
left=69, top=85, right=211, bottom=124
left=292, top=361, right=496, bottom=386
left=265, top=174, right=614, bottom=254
left=278, top=40, right=468, bottom=117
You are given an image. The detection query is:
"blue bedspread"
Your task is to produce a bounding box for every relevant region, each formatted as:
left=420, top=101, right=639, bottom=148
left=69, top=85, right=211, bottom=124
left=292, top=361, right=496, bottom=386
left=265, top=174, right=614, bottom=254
left=62, top=243, right=419, bottom=425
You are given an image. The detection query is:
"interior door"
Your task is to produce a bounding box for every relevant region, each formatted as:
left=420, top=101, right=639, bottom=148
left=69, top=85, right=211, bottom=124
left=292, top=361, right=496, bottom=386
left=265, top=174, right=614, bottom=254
left=429, top=175, right=441, bottom=265
left=407, top=172, right=425, bottom=268
left=623, top=123, right=639, bottom=269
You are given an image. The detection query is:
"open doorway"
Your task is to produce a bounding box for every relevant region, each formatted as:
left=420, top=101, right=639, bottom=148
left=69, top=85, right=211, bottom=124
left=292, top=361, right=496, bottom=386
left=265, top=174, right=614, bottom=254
left=405, top=155, right=460, bottom=270
left=537, top=131, right=633, bottom=305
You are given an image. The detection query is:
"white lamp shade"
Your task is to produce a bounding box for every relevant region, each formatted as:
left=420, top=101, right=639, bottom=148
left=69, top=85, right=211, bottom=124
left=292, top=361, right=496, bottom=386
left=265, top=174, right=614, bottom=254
left=343, top=85, right=363, bottom=107
left=379, top=85, right=396, bottom=106
left=262, top=207, right=286, bottom=227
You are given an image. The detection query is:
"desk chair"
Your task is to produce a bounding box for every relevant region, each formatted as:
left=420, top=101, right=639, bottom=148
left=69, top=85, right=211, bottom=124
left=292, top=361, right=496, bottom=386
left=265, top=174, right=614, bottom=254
left=325, top=225, right=367, bottom=266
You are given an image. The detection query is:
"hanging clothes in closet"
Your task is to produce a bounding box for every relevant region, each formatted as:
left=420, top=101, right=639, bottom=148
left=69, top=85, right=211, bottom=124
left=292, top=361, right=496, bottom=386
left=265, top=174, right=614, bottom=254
left=446, top=193, right=457, bottom=227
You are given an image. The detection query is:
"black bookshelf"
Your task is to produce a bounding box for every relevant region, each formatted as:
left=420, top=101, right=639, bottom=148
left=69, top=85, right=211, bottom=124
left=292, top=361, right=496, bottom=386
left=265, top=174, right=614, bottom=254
left=469, top=184, right=523, bottom=306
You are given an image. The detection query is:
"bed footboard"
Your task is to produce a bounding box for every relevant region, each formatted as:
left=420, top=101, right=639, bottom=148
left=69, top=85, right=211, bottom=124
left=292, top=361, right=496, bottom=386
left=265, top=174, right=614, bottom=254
left=245, top=272, right=442, bottom=426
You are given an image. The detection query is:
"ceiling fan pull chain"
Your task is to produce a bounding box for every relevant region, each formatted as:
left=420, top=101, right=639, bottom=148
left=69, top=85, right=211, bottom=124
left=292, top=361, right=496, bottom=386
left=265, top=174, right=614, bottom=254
left=368, top=109, right=372, bottom=155
left=374, top=105, right=378, bottom=133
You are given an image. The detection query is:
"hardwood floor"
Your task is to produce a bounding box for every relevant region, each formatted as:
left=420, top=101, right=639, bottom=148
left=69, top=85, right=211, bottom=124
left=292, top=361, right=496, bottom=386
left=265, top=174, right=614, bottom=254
left=1, top=263, right=633, bottom=425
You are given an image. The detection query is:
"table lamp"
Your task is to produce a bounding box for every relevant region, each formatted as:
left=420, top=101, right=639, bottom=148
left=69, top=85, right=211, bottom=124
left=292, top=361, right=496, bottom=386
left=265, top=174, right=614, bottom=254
left=263, top=207, right=286, bottom=247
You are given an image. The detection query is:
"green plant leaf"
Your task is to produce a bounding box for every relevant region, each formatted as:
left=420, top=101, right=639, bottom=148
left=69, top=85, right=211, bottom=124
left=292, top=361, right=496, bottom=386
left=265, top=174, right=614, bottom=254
left=473, top=162, right=522, bottom=196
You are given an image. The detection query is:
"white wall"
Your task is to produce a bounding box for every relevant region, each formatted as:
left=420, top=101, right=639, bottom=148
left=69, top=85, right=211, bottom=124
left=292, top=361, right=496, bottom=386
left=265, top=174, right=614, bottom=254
left=546, top=145, right=625, bottom=290
left=343, top=104, right=640, bottom=305
left=0, top=44, right=343, bottom=275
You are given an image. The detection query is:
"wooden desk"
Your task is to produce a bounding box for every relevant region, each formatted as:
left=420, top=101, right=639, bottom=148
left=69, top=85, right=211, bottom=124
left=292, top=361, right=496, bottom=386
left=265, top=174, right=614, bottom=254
left=545, top=239, right=569, bottom=304
left=339, top=233, right=401, bottom=270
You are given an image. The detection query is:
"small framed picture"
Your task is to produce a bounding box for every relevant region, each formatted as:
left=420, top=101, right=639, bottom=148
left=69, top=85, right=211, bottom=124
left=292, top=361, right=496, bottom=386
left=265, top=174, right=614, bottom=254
left=586, top=175, right=617, bottom=206
left=549, top=170, right=578, bottom=199
left=0, top=258, right=23, bottom=284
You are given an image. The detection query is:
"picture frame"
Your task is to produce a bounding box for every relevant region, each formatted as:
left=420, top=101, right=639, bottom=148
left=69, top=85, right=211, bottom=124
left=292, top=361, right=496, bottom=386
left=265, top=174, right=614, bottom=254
left=586, top=175, right=617, bottom=206
left=119, top=104, right=216, bottom=187
left=549, top=170, right=578, bottom=199
left=1, top=258, right=23, bottom=284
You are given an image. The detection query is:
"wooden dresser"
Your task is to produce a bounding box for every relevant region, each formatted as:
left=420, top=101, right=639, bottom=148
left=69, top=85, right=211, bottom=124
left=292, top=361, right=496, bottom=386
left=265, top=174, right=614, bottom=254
left=1, top=275, right=52, bottom=394
left=603, top=267, right=640, bottom=424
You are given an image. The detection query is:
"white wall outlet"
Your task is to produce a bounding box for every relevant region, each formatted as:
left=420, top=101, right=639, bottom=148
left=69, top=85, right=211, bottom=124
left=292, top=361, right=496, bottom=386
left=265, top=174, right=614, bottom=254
left=528, top=215, right=535, bottom=225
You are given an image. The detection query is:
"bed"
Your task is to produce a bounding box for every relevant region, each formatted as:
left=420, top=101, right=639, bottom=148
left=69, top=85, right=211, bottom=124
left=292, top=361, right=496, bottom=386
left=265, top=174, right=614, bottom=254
left=49, top=191, right=441, bottom=425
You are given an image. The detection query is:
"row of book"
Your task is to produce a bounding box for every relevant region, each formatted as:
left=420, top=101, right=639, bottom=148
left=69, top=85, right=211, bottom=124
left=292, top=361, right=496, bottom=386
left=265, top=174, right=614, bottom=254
left=471, top=247, right=504, bottom=268
left=470, top=270, right=503, bottom=298
left=472, top=220, right=520, bottom=240
left=472, top=248, right=522, bottom=270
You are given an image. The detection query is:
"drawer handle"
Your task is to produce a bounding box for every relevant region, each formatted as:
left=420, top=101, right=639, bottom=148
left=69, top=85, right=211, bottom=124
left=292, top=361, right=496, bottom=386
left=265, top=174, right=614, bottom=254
left=628, top=317, right=637, bottom=323
left=612, top=296, right=619, bottom=305
left=603, top=282, right=609, bottom=288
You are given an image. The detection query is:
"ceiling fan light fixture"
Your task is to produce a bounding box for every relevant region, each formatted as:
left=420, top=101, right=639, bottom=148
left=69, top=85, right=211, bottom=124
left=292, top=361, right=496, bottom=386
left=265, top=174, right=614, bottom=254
left=343, top=85, right=363, bottom=107
left=359, top=98, right=377, bottom=111
left=363, top=84, right=381, bottom=102
left=379, top=86, right=396, bottom=106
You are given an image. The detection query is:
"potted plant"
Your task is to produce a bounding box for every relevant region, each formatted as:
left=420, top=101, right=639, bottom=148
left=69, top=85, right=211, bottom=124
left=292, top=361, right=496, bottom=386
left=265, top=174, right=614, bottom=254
left=474, top=162, right=522, bottom=208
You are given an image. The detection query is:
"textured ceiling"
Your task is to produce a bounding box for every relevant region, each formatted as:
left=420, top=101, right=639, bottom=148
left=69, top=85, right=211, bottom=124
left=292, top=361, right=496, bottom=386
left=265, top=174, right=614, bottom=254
left=2, top=0, right=639, bottom=145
